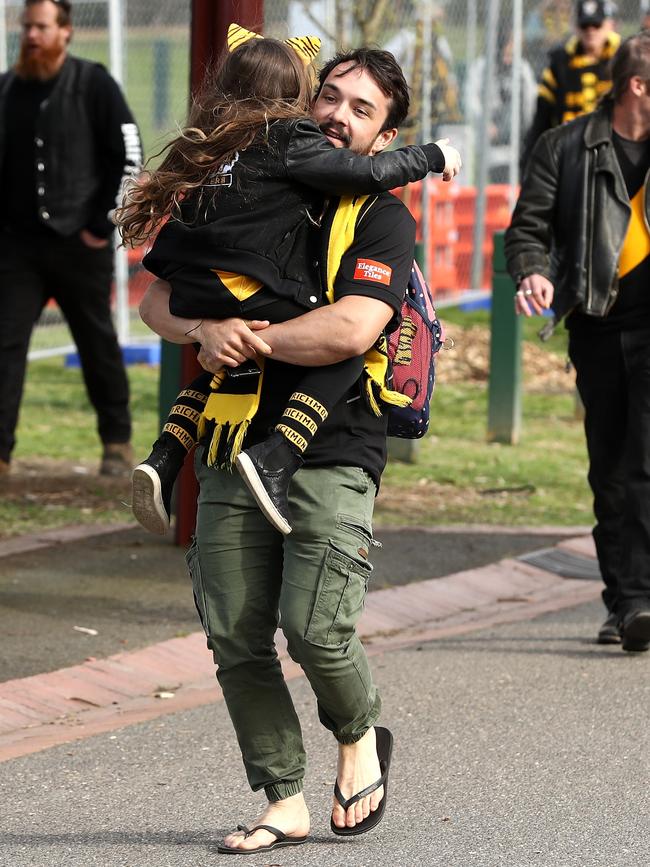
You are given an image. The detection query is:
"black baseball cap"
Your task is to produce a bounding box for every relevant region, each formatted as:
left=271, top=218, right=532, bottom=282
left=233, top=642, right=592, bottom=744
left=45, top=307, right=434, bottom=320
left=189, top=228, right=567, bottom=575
left=576, top=0, right=617, bottom=27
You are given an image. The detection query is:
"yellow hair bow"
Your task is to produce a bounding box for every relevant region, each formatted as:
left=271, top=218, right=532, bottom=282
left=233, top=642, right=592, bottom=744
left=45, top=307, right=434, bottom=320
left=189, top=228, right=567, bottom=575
left=227, top=23, right=320, bottom=65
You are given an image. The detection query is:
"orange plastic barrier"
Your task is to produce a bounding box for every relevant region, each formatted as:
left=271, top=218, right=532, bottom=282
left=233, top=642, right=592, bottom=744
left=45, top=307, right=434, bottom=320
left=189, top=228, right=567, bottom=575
left=427, top=182, right=458, bottom=292
left=393, top=181, right=515, bottom=292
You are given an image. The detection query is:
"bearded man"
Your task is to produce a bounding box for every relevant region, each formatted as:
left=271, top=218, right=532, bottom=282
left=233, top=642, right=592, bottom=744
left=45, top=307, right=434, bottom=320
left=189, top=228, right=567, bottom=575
left=0, top=0, right=142, bottom=476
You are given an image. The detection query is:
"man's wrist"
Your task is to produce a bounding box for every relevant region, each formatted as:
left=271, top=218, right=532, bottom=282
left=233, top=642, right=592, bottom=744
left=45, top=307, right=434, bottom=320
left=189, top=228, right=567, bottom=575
left=184, top=319, right=204, bottom=340
left=513, top=270, right=541, bottom=290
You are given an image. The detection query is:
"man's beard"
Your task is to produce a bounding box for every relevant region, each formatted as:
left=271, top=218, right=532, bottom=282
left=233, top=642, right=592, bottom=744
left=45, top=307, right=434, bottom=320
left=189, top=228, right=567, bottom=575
left=15, top=42, right=66, bottom=81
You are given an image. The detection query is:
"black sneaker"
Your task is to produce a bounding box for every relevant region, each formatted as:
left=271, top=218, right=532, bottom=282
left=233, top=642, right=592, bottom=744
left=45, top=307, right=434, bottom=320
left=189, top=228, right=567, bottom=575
left=597, top=612, right=621, bottom=645
left=620, top=608, right=650, bottom=653
left=131, top=439, right=186, bottom=535
left=235, top=432, right=303, bottom=535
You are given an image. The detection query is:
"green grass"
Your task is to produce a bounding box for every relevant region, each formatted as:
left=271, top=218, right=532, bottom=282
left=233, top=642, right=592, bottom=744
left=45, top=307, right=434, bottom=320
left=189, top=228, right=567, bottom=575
left=14, top=357, right=159, bottom=462
left=0, top=499, right=129, bottom=538
left=6, top=305, right=593, bottom=537
left=439, top=303, right=570, bottom=358
left=378, top=383, right=591, bottom=527
left=2, top=358, right=161, bottom=538
left=375, top=303, right=589, bottom=526
left=30, top=311, right=154, bottom=354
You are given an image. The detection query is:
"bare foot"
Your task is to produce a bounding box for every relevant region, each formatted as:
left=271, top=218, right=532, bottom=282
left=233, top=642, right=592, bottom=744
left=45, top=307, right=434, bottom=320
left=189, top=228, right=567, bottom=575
left=221, top=792, right=310, bottom=852
left=331, top=727, right=383, bottom=830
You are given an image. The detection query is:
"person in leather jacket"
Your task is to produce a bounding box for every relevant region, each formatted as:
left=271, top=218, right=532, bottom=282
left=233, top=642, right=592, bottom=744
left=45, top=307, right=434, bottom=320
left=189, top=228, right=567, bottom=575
left=505, top=30, right=650, bottom=652
left=0, top=0, right=142, bottom=477
left=521, top=0, right=620, bottom=171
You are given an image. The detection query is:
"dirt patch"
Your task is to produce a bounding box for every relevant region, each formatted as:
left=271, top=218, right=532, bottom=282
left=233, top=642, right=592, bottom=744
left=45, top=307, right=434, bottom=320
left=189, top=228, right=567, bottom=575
left=374, top=475, right=536, bottom=524
left=0, top=458, right=132, bottom=534
left=436, top=324, right=574, bottom=393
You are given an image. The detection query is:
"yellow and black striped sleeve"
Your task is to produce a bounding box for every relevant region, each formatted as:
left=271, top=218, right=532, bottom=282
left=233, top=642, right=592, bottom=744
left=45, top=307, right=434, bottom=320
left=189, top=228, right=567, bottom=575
left=537, top=66, right=558, bottom=106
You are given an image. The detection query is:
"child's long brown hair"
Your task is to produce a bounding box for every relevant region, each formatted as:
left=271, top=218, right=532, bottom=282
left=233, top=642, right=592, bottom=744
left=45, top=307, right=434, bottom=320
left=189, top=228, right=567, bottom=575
left=117, top=38, right=314, bottom=245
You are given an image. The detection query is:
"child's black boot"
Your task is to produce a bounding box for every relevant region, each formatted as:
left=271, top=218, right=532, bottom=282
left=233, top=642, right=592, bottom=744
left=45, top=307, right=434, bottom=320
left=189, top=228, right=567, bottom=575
left=131, top=435, right=187, bottom=535
left=235, top=432, right=303, bottom=534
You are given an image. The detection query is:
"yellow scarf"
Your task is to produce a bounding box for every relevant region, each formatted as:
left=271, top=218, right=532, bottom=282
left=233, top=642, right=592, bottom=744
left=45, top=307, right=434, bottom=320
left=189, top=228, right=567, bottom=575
left=199, top=365, right=265, bottom=469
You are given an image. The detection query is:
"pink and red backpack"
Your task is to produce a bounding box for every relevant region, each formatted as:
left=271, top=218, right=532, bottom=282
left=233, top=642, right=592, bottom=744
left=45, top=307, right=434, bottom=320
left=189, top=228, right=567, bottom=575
left=386, top=260, right=444, bottom=439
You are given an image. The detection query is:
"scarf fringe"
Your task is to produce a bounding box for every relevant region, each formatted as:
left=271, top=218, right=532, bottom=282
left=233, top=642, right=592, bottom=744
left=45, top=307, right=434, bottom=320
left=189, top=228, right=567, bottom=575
left=379, top=384, right=412, bottom=408
left=364, top=374, right=413, bottom=417
left=206, top=418, right=252, bottom=468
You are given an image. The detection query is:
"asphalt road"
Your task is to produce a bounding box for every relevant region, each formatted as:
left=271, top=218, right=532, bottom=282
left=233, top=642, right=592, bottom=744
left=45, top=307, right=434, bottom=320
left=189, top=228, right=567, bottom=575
left=1, top=599, right=648, bottom=867
left=0, top=526, right=577, bottom=681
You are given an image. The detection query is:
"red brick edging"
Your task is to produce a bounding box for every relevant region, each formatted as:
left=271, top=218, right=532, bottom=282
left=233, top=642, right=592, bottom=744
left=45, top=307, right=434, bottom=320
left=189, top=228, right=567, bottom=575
left=0, top=537, right=601, bottom=762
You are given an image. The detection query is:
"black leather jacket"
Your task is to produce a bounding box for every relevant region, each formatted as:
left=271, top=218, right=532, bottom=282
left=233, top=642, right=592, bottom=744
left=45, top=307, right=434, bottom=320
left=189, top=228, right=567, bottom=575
left=505, top=104, right=650, bottom=323
left=144, top=118, right=443, bottom=314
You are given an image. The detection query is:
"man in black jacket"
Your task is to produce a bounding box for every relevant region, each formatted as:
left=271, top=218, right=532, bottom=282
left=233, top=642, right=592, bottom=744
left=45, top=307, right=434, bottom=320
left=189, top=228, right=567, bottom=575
left=0, top=0, right=142, bottom=476
left=505, top=30, right=650, bottom=652
left=521, top=0, right=620, bottom=170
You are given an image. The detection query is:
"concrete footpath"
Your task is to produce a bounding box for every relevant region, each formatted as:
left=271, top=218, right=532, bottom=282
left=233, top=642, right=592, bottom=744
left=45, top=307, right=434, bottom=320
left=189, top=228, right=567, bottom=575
left=1, top=526, right=649, bottom=866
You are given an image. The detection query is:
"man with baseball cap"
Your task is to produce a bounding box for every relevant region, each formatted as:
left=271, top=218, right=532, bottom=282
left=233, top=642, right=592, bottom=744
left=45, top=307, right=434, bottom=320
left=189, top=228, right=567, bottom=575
left=521, top=0, right=620, bottom=169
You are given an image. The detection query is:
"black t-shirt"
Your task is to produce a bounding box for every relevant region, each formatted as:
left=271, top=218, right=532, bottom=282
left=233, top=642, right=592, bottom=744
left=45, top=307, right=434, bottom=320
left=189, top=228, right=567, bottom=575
left=244, top=192, right=416, bottom=488
left=568, top=132, right=650, bottom=335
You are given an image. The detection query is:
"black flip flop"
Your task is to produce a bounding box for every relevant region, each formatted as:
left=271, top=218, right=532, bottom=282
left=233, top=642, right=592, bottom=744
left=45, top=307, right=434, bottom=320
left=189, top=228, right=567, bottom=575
left=330, top=726, right=394, bottom=836
left=217, top=823, right=308, bottom=855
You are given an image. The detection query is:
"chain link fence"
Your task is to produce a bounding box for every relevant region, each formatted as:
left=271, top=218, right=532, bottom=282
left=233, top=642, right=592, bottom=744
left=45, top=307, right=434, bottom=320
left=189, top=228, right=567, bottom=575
left=2, top=0, right=647, bottom=358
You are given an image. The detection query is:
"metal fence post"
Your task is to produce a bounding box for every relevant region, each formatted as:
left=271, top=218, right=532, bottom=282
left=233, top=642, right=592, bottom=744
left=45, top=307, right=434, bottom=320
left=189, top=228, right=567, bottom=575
left=508, top=0, right=524, bottom=206
left=158, top=341, right=182, bottom=432
left=0, top=0, right=7, bottom=73
left=487, top=231, right=522, bottom=444
left=108, top=0, right=130, bottom=346
left=153, top=39, right=171, bottom=129
left=470, top=0, right=500, bottom=290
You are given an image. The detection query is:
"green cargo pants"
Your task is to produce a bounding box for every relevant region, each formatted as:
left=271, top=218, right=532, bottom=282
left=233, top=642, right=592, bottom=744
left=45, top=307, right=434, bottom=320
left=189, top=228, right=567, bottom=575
left=187, top=448, right=381, bottom=802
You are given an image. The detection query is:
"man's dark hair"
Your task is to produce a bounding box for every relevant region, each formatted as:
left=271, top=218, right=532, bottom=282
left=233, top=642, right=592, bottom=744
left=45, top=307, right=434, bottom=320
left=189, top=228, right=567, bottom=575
left=316, top=47, right=410, bottom=131
left=610, top=29, right=650, bottom=102
left=25, top=0, right=72, bottom=27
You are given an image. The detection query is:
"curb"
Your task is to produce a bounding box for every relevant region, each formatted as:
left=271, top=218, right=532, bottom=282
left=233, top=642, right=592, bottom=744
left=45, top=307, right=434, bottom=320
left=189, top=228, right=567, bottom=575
left=0, top=535, right=601, bottom=763
left=0, top=522, right=136, bottom=560
left=0, top=522, right=592, bottom=561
